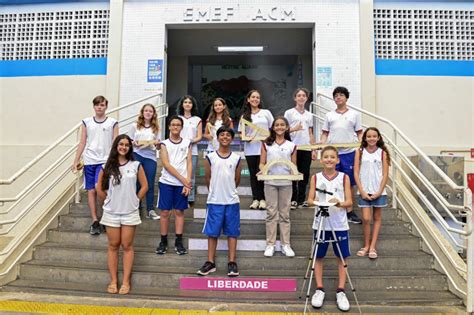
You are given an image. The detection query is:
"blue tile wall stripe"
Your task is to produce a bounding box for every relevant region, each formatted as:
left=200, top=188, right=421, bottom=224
left=375, top=59, right=474, bottom=76
left=0, top=58, right=107, bottom=77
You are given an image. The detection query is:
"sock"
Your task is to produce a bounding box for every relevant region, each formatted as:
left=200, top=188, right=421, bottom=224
left=317, top=287, right=325, bottom=292
left=161, top=234, right=168, bottom=243
left=336, top=288, right=345, bottom=293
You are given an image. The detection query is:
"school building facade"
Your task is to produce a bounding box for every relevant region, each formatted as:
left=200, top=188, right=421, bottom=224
left=0, top=0, right=473, bottom=175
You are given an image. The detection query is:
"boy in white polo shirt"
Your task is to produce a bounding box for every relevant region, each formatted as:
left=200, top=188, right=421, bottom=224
left=156, top=116, right=192, bottom=256
left=197, top=126, right=242, bottom=277
left=72, top=95, right=118, bottom=235
left=320, top=86, right=363, bottom=224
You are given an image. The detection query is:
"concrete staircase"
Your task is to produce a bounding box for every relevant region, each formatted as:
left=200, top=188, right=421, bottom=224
left=0, top=157, right=463, bottom=311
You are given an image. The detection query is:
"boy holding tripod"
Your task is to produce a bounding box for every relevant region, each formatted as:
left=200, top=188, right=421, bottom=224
left=307, top=146, right=353, bottom=312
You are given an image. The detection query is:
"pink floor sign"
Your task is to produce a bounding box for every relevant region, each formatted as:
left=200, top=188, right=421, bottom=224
left=180, top=277, right=297, bottom=292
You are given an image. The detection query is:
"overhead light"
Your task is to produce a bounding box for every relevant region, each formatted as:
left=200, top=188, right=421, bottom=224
left=217, top=46, right=264, bottom=52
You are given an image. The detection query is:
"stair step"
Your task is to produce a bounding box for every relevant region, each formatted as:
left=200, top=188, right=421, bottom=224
left=33, top=243, right=434, bottom=270
left=18, top=261, right=449, bottom=291
left=58, top=215, right=411, bottom=235
left=47, top=230, right=422, bottom=252
left=4, top=279, right=462, bottom=307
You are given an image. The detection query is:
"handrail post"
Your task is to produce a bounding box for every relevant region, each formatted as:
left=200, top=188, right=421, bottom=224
left=466, top=189, right=473, bottom=312
left=74, top=127, right=81, bottom=204
left=392, top=129, right=398, bottom=209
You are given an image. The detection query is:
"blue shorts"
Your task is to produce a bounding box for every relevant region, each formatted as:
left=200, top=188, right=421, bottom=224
left=313, top=230, right=350, bottom=259
left=336, top=151, right=356, bottom=186
left=83, top=164, right=102, bottom=190
left=158, top=182, right=189, bottom=211
left=358, top=195, right=388, bottom=208
left=203, top=203, right=240, bottom=238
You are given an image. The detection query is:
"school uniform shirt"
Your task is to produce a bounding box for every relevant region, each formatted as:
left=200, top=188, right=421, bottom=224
left=206, top=151, right=241, bottom=205
left=262, top=140, right=296, bottom=186
left=284, top=108, right=313, bottom=145
left=206, top=118, right=232, bottom=151
left=102, top=161, right=141, bottom=215
left=159, top=138, right=191, bottom=186
left=179, top=115, right=202, bottom=156
left=358, top=147, right=386, bottom=195
left=312, top=172, right=349, bottom=231
left=322, top=108, right=362, bottom=155
left=129, top=124, right=161, bottom=161
left=238, top=109, right=274, bottom=156
left=82, top=116, right=117, bottom=165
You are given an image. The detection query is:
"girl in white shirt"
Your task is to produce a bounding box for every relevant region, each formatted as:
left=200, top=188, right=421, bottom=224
left=97, top=134, right=148, bottom=295
left=239, top=90, right=274, bottom=210
left=259, top=117, right=296, bottom=257
left=129, top=104, right=161, bottom=220
left=354, top=127, right=390, bottom=259
left=177, top=95, right=202, bottom=203
left=204, top=98, right=233, bottom=152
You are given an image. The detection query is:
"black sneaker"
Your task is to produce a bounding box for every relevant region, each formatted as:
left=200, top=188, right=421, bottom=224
left=197, top=261, right=216, bottom=276
left=347, top=211, right=362, bottom=224
left=175, top=240, right=188, bottom=255
left=89, top=221, right=101, bottom=235
left=156, top=241, right=168, bottom=255
left=227, top=261, right=239, bottom=277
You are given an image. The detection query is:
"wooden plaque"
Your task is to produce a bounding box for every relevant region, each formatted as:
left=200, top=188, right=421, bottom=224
left=297, top=143, right=360, bottom=151
left=257, top=159, right=303, bottom=181
left=239, top=118, right=270, bottom=141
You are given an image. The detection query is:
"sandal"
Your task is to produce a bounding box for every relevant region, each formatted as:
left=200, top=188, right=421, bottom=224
left=356, top=248, right=368, bottom=257
left=119, top=284, right=131, bottom=295
left=107, top=283, right=118, bottom=294
left=368, top=249, right=378, bottom=259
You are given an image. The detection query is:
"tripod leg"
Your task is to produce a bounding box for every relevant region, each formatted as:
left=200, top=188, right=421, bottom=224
left=298, top=234, right=316, bottom=299
left=327, top=220, right=362, bottom=315
left=303, top=215, right=325, bottom=315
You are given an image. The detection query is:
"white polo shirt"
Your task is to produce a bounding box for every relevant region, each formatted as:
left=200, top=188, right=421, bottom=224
left=129, top=124, right=160, bottom=161
left=238, top=109, right=274, bottom=156
left=82, top=116, right=117, bottom=165
left=284, top=108, right=313, bottom=145
left=206, top=151, right=241, bottom=205
left=102, top=161, right=141, bottom=215
left=179, top=115, right=202, bottom=156
left=311, top=171, right=349, bottom=231
left=263, top=140, right=296, bottom=186
left=322, top=108, right=362, bottom=155
left=159, top=138, right=191, bottom=186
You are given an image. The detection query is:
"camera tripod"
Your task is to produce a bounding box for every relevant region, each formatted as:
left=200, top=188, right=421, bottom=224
left=299, top=202, right=362, bottom=314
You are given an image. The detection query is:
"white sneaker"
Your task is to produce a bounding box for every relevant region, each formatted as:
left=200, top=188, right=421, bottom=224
left=336, top=291, right=351, bottom=312
left=259, top=200, right=266, bottom=210
left=263, top=245, right=275, bottom=257
left=311, top=289, right=325, bottom=308
left=290, top=201, right=298, bottom=210
left=281, top=244, right=295, bottom=257
left=146, top=210, right=160, bottom=220
left=249, top=200, right=260, bottom=209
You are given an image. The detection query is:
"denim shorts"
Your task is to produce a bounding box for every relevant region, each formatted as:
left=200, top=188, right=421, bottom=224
left=358, top=195, right=388, bottom=208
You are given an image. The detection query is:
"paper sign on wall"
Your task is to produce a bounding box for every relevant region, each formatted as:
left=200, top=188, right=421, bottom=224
left=147, top=59, right=163, bottom=83
left=316, top=66, right=332, bottom=88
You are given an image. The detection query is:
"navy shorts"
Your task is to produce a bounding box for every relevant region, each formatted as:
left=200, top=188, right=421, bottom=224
left=158, top=182, right=189, bottom=211
left=358, top=195, right=388, bottom=208
left=336, top=151, right=356, bottom=186
left=203, top=203, right=240, bottom=238
left=83, top=164, right=102, bottom=190
left=313, top=230, right=350, bottom=258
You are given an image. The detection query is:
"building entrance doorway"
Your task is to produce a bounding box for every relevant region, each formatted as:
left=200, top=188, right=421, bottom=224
left=166, top=26, right=313, bottom=122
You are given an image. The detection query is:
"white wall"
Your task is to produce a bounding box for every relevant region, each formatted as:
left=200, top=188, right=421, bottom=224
left=376, top=76, right=473, bottom=154
left=119, top=0, right=362, bottom=117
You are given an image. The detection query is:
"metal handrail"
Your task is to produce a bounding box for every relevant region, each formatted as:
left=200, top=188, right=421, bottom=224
left=0, top=93, right=163, bottom=185
left=0, top=93, right=168, bottom=277
left=311, top=93, right=472, bottom=311
left=314, top=93, right=464, bottom=191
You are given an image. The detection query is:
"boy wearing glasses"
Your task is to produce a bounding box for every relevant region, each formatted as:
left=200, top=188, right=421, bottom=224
left=156, top=116, right=192, bottom=256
